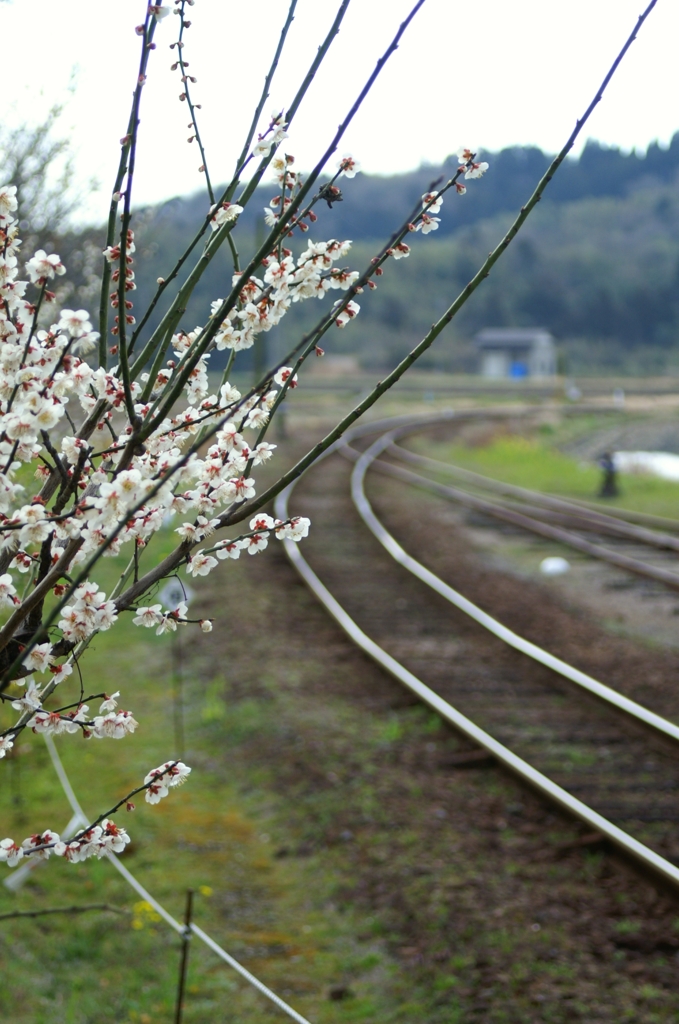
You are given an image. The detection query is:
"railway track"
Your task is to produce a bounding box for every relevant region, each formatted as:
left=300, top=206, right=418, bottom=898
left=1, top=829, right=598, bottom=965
left=276, top=411, right=679, bottom=892
left=371, top=444, right=679, bottom=593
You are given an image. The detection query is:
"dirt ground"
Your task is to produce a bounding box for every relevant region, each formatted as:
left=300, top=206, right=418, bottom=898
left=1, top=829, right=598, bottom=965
left=186, top=439, right=679, bottom=1023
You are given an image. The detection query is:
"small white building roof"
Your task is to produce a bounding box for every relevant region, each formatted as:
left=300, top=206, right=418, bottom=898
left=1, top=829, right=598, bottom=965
left=475, top=328, right=554, bottom=349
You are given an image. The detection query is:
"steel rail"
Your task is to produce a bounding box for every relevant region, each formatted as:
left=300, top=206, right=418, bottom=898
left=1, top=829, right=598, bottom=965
left=422, top=491, right=679, bottom=543
left=391, top=442, right=679, bottom=536
left=346, top=428, right=679, bottom=741
left=354, top=448, right=679, bottom=594
left=275, top=414, right=679, bottom=891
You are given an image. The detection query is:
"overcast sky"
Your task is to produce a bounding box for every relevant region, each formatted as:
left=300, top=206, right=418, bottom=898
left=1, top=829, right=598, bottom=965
left=2, top=0, right=677, bottom=222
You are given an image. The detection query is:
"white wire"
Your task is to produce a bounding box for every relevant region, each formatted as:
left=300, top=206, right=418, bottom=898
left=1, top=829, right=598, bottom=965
left=41, top=736, right=312, bottom=1024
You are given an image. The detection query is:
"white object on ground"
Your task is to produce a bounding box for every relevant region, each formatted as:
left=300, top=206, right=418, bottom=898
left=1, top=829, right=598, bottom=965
left=540, top=556, right=571, bottom=576
left=614, top=451, right=679, bottom=483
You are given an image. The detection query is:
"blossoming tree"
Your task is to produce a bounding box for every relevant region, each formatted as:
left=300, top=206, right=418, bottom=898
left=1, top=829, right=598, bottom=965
left=0, top=0, right=657, bottom=873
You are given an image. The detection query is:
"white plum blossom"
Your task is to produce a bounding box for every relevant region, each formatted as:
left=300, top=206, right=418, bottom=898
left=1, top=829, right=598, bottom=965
left=29, top=710, right=81, bottom=736
left=21, top=829, right=60, bottom=862
left=187, top=551, right=218, bottom=577
left=0, top=736, right=15, bottom=759
left=0, top=185, right=18, bottom=222
left=57, top=583, right=118, bottom=643
left=253, top=119, right=288, bottom=158
left=250, top=514, right=275, bottom=532
left=465, top=161, right=489, bottom=179
left=90, top=709, right=139, bottom=740
left=422, top=191, right=443, bottom=213
left=25, top=250, right=66, bottom=285
left=133, top=604, right=164, bottom=629
left=22, top=642, right=53, bottom=673
left=252, top=442, right=276, bottom=465
left=0, top=769, right=162, bottom=867
left=417, top=213, right=440, bottom=235
left=52, top=820, right=131, bottom=862
left=334, top=299, right=360, bottom=327
left=275, top=516, right=311, bottom=542
left=457, top=149, right=489, bottom=179
left=99, top=692, right=120, bottom=713
left=155, top=612, right=183, bottom=635
left=338, top=154, right=360, bottom=178
left=144, top=761, right=191, bottom=803
left=11, top=678, right=43, bottom=713
left=273, top=366, right=297, bottom=388
left=215, top=540, right=241, bottom=560
left=0, top=573, right=17, bottom=608
left=243, top=532, right=269, bottom=555
left=58, top=309, right=93, bottom=337
left=209, top=202, right=243, bottom=231
left=0, top=838, right=24, bottom=866
left=50, top=662, right=74, bottom=685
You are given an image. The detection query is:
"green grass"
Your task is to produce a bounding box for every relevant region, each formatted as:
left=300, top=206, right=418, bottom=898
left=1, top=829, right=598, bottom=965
left=0, top=536, right=405, bottom=1023
left=414, top=430, right=679, bottom=520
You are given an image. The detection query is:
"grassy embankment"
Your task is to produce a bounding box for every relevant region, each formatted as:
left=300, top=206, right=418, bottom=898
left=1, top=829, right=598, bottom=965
left=412, top=421, right=679, bottom=521
left=0, top=523, right=414, bottom=1024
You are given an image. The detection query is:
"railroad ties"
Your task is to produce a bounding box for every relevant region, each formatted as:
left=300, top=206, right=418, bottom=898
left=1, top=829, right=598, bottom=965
left=277, top=410, right=679, bottom=893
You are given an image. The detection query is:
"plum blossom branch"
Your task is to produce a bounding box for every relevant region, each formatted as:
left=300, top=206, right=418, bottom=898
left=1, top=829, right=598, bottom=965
left=0, top=760, right=190, bottom=868
left=98, top=9, right=160, bottom=365
left=127, top=0, right=350, bottom=371
left=234, top=0, right=299, bottom=177
left=172, top=0, right=214, bottom=203
left=219, top=1, right=660, bottom=527
left=132, top=0, right=424, bottom=422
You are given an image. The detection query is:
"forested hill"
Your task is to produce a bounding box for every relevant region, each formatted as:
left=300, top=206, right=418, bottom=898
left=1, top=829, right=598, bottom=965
left=151, top=134, right=679, bottom=241
left=54, top=135, right=679, bottom=376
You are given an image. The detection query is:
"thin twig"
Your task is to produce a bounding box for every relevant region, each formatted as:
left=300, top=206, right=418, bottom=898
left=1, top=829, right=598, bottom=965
left=136, top=0, right=426, bottom=429
left=115, top=14, right=158, bottom=422
left=98, top=15, right=158, bottom=365
left=176, top=3, right=214, bottom=205
left=218, top=0, right=661, bottom=527
left=0, top=904, right=129, bottom=922
left=127, top=0, right=347, bottom=366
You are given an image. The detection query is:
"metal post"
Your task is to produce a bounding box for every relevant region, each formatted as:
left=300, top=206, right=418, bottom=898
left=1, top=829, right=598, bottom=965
left=174, top=888, right=194, bottom=1024
left=172, top=628, right=184, bottom=760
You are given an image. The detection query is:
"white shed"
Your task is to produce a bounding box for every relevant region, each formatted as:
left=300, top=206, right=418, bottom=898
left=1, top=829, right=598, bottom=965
left=474, top=328, right=557, bottom=379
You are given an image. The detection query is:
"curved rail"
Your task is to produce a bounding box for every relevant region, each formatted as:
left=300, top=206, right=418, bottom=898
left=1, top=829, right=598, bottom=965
left=358, top=448, right=679, bottom=593
left=343, top=434, right=679, bottom=742
left=276, top=414, right=679, bottom=892
left=389, top=443, right=679, bottom=546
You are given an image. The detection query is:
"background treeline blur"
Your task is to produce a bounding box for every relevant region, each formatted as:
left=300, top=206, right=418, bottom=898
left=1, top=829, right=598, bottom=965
left=33, top=134, right=679, bottom=375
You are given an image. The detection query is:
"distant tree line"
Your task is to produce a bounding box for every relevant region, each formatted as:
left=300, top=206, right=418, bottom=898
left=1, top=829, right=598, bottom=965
left=50, top=134, right=679, bottom=374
